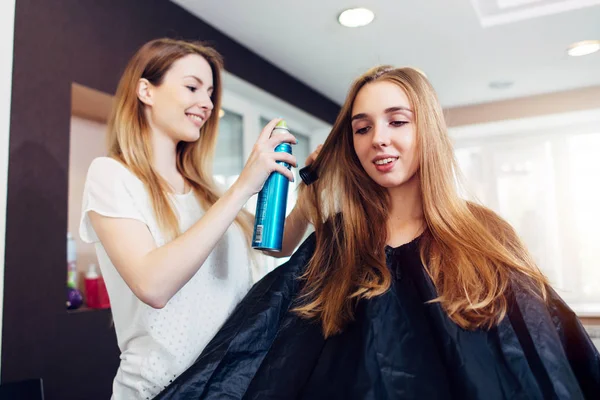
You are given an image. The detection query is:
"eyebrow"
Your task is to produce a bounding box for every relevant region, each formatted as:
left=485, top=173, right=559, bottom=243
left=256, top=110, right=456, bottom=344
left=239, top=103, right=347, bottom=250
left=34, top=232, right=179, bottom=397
left=184, top=75, right=213, bottom=91
left=351, top=106, right=413, bottom=122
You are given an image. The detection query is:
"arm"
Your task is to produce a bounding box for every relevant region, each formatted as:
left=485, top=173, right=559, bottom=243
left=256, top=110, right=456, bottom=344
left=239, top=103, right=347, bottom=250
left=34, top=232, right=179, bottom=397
left=89, top=118, right=297, bottom=309
left=89, top=183, right=252, bottom=309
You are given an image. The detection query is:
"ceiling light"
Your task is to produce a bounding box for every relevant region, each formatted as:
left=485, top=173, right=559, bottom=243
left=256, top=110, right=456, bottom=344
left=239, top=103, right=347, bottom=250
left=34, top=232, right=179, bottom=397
left=470, top=0, right=600, bottom=27
left=567, top=40, right=600, bottom=57
left=219, top=109, right=225, bottom=118
left=338, top=8, right=375, bottom=28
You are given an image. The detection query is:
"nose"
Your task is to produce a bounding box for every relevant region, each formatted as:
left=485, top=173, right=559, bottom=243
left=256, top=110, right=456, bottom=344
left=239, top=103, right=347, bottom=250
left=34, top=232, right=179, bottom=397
left=371, top=124, right=391, bottom=148
left=198, top=91, right=214, bottom=111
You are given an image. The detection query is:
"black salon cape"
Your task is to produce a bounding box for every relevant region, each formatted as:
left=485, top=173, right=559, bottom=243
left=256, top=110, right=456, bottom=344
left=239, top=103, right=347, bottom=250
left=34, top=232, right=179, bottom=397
left=156, top=233, right=600, bottom=399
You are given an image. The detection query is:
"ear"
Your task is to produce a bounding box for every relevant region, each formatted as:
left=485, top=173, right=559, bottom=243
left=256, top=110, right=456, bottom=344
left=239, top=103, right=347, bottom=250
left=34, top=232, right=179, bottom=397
left=136, top=78, right=154, bottom=106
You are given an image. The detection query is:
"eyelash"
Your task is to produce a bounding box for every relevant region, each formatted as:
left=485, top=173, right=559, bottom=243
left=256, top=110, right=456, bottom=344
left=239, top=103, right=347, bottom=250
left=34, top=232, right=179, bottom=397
left=186, top=86, right=215, bottom=100
left=354, top=121, right=408, bottom=135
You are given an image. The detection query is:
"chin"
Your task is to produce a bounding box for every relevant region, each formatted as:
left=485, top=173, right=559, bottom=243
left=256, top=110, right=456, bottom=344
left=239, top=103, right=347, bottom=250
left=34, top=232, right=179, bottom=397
left=179, top=130, right=201, bottom=143
left=376, top=179, right=405, bottom=189
left=368, top=171, right=411, bottom=189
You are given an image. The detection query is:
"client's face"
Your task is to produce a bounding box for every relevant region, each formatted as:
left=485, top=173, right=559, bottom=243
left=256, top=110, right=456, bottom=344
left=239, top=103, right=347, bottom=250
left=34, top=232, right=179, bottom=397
left=351, top=81, right=419, bottom=189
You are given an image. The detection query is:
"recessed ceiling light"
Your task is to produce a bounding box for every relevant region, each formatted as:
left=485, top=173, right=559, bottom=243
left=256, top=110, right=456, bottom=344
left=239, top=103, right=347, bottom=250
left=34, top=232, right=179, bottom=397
left=567, top=40, right=600, bottom=57
left=489, top=80, right=514, bottom=89
left=338, top=8, right=375, bottom=28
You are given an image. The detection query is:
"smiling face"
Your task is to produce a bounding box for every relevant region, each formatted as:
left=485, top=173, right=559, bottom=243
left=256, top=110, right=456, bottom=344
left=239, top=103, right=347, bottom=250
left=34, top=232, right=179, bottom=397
left=351, top=80, right=419, bottom=190
left=141, top=53, right=215, bottom=143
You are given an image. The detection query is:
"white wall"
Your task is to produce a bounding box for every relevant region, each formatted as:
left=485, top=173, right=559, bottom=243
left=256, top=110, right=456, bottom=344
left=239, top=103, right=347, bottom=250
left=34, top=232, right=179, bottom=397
left=0, top=0, right=16, bottom=378
left=68, top=117, right=108, bottom=280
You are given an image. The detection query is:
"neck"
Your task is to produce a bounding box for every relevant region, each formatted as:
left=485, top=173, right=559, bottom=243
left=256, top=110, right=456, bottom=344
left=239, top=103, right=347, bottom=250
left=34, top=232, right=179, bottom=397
left=151, top=133, right=179, bottom=177
left=146, top=113, right=180, bottom=179
left=385, top=173, right=425, bottom=247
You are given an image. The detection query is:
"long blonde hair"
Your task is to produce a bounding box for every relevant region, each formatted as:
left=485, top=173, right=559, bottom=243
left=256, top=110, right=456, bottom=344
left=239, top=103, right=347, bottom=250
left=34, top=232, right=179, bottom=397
left=107, top=38, right=253, bottom=242
left=295, top=66, right=549, bottom=337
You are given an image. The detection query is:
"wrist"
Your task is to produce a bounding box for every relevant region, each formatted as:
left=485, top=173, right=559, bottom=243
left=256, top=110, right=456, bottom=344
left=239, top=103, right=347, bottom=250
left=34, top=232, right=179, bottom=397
left=226, top=181, right=253, bottom=207
left=290, top=203, right=308, bottom=225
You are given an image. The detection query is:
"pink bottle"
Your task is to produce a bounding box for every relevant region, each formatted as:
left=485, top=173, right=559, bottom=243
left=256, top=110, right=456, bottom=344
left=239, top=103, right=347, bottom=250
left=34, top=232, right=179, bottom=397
left=84, top=263, right=100, bottom=308
left=97, top=276, right=111, bottom=309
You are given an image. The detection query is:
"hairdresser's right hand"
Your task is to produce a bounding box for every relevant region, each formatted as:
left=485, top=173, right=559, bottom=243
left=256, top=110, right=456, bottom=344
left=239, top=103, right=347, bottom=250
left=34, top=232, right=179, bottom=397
left=234, top=118, right=297, bottom=197
left=305, top=144, right=323, bottom=167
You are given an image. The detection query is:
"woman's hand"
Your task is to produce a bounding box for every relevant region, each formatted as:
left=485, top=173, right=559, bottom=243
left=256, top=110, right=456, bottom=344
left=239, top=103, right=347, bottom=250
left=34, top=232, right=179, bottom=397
left=234, top=118, right=297, bottom=198
left=304, top=144, right=323, bottom=167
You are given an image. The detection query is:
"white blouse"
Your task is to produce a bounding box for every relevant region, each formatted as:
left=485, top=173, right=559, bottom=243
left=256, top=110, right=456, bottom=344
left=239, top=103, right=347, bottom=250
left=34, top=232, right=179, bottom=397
left=79, top=157, right=254, bottom=399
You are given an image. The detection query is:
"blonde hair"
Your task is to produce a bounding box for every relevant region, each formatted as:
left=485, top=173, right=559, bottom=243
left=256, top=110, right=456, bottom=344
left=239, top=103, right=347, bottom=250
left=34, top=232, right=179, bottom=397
left=107, top=38, right=253, bottom=242
left=295, top=66, right=549, bottom=337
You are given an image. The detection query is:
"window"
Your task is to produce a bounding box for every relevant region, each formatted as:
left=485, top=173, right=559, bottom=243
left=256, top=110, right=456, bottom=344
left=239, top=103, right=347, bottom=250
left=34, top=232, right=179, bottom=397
left=215, top=82, right=331, bottom=277
left=566, top=133, right=600, bottom=307
left=453, top=115, right=600, bottom=315
left=214, top=109, right=244, bottom=189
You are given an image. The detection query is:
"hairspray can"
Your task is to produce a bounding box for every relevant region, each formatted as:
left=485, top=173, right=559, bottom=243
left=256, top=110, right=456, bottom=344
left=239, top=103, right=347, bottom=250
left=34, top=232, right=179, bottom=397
left=252, top=120, right=293, bottom=251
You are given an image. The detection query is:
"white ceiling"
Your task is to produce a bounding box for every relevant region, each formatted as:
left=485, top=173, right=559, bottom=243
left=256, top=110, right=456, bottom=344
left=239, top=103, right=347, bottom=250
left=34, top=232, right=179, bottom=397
left=171, top=0, right=600, bottom=108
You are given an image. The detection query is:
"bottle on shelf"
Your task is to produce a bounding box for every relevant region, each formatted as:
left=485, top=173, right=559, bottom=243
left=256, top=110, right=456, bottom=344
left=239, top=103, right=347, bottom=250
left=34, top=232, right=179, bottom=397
left=85, top=263, right=100, bottom=308
left=66, top=233, right=83, bottom=310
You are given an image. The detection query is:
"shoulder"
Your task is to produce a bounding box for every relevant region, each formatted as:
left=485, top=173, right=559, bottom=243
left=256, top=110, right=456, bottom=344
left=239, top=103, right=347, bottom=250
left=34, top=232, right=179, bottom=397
left=83, top=157, right=148, bottom=205
left=86, top=157, right=143, bottom=187
left=87, top=157, right=134, bottom=178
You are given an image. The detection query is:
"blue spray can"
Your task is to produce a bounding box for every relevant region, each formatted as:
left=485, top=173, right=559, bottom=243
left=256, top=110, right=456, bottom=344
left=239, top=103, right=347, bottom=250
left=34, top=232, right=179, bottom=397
left=252, top=120, right=293, bottom=251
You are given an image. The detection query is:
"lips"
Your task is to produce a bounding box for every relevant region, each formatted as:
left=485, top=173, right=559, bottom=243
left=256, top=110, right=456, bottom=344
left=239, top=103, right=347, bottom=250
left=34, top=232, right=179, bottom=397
left=371, top=154, right=399, bottom=173
left=374, top=157, right=397, bottom=166
left=186, top=112, right=205, bottom=127
left=372, top=155, right=399, bottom=165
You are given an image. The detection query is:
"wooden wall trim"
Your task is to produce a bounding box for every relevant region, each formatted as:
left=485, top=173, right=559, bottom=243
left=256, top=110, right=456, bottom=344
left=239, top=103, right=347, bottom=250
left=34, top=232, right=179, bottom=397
left=445, top=85, right=600, bottom=127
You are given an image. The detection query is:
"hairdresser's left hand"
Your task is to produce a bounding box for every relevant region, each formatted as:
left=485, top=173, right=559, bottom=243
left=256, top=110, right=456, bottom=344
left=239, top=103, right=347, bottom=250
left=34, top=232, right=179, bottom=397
left=295, top=144, right=323, bottom=226
left=304, top=144, right=323, bottom=167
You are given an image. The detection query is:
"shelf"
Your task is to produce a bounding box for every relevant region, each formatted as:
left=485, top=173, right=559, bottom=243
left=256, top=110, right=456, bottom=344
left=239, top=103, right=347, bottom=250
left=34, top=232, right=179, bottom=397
left=67, top=305, right=110, bottom=314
